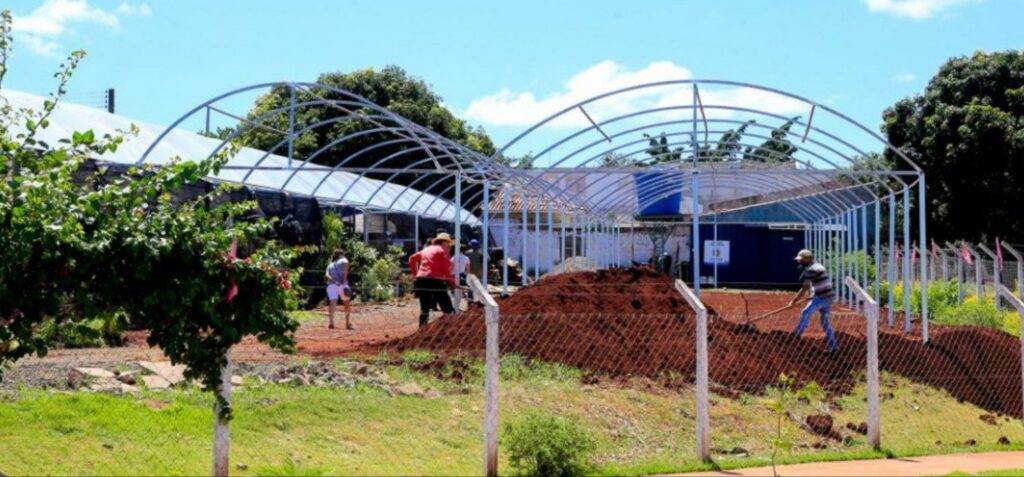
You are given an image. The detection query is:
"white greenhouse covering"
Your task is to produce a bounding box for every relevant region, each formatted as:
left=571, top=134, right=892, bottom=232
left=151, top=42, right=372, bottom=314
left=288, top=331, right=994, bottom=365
left=2, top=90, right=480, bottom=225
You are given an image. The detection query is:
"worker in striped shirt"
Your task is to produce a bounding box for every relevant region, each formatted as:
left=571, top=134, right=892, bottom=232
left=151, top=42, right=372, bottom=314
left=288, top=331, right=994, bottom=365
left=789, top=249, right=838, bottom=353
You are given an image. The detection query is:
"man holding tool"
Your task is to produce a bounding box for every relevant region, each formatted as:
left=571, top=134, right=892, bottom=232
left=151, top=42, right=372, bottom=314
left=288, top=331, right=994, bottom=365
left=789, top=249, right=838, bottom=353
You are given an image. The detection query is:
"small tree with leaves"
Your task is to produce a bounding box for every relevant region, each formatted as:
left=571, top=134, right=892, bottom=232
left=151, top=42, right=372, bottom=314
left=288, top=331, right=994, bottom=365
left=0, top=11, right=300, bottom=475
left=762, top=373, right=824, bottom=477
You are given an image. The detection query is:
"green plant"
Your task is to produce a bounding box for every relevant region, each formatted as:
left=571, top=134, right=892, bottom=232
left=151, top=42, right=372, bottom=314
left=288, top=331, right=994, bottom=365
left=503, top=411, right=596, bottom=477
left=932, top=295, right=1018, bottom=333
left=881, top=279, right=959, bottom=316
left=762, top=373, right=824, bottom=477
left=0, top=15, right=301, bottom=475
left=319, top=214, right=402, bottom=302
left=400, top=349, right=435, bottom=367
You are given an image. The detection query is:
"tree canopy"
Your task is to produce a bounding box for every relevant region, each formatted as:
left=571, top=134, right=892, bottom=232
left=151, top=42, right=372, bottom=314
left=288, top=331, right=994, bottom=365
left=231, top=66, right=501, bottom=212
left=882, top=50, right=1024, bottom=242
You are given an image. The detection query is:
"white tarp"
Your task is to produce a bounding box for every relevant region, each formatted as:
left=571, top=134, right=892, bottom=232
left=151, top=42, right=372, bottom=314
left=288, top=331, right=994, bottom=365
left=2, top=90, right=479, bottom=225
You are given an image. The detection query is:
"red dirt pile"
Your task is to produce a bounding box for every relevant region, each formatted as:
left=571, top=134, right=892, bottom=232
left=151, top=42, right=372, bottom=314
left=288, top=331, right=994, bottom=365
left=385, top=267, right=1024, bottom=418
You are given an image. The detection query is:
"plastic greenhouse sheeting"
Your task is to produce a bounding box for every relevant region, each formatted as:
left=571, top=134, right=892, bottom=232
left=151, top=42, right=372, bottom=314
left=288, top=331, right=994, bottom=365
left=2, top=89, right=480, bottom=226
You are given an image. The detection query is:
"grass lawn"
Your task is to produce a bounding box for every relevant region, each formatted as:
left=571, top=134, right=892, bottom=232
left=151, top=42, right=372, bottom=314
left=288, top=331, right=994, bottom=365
left=2, top=354, right=1022, bottom=476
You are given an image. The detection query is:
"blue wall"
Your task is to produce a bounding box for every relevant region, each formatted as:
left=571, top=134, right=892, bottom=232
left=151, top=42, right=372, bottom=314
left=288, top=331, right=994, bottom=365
left=696, top=224, right=806, bottom=289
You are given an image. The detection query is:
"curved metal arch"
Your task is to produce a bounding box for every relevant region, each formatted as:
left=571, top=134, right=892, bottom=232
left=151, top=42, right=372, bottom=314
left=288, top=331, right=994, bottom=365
left=596, top=172, right=856, bottom=220
left=523, top=104, right=891, bottom=174
left=508, top=107, right=896, bottom=215
left=531, top=135, right=870, bottom=212
left=140, top=82, right=453, bottom=169
left=591, top=166, right=870, bottom=221
left=530, top=138, right=879, bottom=218
left=493, top=79, right=920, bottom=173
left=138, top=80, right=572, bottom=222
left=456, top=144, right=870, bottom=224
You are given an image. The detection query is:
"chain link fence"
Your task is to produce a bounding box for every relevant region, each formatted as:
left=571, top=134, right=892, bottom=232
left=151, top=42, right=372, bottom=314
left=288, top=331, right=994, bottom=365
left=3, top=270, right=1024, bottom=475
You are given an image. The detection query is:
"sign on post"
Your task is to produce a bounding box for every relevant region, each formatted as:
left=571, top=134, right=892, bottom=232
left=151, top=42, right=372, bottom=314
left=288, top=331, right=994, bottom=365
left=703, top=240, right=730, bottom=266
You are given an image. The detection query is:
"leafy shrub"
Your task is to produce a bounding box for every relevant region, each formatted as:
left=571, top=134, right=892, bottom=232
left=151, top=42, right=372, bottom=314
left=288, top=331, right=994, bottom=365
left=319, top=214, right=402, bottom=302
left=882, top=279, right=958, bottom=315
left=933, top=295, right=1018, bottom=333
left=35, top=312, right=126, bottom=349
left=503, top=411, right=596, bottom=477
left=823, top=247, right=876, bottom=286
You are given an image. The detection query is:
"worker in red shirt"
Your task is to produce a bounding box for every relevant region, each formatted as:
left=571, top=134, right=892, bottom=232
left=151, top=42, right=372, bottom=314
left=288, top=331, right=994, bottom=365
left=408, top=233, right=457, bottom=327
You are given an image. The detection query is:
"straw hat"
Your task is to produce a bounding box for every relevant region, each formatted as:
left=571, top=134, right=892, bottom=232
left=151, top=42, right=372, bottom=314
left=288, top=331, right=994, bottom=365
left=433, top=232, right=454, bottom=244
left=794, top=249, right=813, bottom=261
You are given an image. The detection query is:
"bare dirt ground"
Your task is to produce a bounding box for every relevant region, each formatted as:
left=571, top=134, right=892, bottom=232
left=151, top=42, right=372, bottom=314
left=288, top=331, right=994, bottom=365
left=2, top=285, right=922, bottom=392
left=5, top=289, right=884, bottom=370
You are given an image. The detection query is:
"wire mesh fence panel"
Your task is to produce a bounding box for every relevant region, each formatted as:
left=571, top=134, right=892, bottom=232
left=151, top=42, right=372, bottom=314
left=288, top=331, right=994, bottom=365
left=875, top=321, right=1024, bottom=454
left=6, top=269, right=1024, bottom=476
left=699, top=291, right=874, bottom=466
left=397, top=271, right=706, bottom=474
left=0, top=303, right=489, bottom=476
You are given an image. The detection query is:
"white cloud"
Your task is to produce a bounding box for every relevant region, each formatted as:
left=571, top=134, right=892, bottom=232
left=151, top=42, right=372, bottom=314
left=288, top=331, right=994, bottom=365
left=893, top=72, right=918, bottom=83
left=11, top=0, right=150, bottom=58
left=863, top=0, right=977, bottom=20
left=463, top=60, right=809, bottom=129
left=115, top=2, right=152, bottom=17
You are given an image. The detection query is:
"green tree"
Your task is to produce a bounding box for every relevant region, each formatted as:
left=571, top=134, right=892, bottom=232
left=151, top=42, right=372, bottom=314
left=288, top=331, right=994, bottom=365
left=639, top=119, right=793, bottom=165
left=745, top=116, right=800, bottom=163
left=882, top=50, right=1024, bottom=242
left=231, top=66, right=500, bottom=213
left=643, top=132, right=684, bottom=164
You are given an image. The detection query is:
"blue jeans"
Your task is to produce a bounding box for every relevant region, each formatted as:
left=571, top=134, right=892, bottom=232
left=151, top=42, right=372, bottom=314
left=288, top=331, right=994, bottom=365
left=793, top=295, right=837, bottom=351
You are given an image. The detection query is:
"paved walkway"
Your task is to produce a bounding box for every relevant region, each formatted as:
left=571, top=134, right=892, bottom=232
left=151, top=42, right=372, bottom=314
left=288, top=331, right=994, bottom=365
left=681, top=451, right=1024, bottom=476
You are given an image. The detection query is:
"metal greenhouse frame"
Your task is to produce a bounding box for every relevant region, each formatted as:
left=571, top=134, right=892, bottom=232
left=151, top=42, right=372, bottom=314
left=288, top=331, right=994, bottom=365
left=137, top=79, right=931, bottom=341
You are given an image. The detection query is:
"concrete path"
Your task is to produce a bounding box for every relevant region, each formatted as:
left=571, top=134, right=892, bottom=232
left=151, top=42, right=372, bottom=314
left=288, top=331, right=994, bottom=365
left=681, top=451, right=1024, bottom=476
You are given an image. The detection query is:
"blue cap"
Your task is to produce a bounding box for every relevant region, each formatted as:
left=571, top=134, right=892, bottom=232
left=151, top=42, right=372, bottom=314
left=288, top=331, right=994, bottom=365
left=469, top=239, right=480, bottom=248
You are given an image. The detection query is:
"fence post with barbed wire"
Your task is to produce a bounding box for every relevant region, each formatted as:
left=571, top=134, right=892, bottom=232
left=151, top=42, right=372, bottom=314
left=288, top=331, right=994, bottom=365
left=1001, top=243, right=1024, bottom=298
left=997, top=284, right=1024, bottom=422
left=674, top=279, right=710, bottom=461
left=469, top=274, right=499, bottom=477
left=979, top=244, right=1002, bottom=308
left=845, top=276, right=880, bottom=450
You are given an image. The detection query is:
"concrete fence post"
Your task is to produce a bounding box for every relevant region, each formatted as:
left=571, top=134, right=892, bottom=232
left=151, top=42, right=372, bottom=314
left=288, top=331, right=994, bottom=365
left=1002, top=243, right=1023, bottom=299
left=979, top=244, right=1002, bottom=308
left=674, top=279, right=710, bottom=461
left=212, top=353, right=233, bottom=477
left=845, top=277, right=880, bottom=451
left=469, top=274, right=500, bottom=477
left=997, top=284, right=1024, bottom=422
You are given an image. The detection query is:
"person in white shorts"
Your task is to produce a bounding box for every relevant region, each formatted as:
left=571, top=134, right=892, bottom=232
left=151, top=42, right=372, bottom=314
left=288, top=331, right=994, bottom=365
left=325, top=249, right=352, bottom=329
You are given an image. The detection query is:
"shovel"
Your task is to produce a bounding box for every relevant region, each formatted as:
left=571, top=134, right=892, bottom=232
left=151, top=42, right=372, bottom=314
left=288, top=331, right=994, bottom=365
left=744, top=298, right=807, bottom=325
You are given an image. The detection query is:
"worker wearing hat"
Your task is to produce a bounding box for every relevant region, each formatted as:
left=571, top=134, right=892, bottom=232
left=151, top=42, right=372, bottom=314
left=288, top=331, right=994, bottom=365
left=788, top=249, right=838, bottom=353
left=408, top=232, right=457, bottom=327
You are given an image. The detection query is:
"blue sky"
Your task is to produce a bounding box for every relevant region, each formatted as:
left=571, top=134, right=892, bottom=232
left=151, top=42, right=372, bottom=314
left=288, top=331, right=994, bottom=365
left=4, top=0, right=1022, bottom=161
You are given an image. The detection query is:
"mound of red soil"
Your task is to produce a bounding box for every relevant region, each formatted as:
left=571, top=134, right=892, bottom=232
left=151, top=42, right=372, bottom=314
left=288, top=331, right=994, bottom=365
left=384, top=267, right=1024, bottom=418
left=806, top=414, right=841, bottom=440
